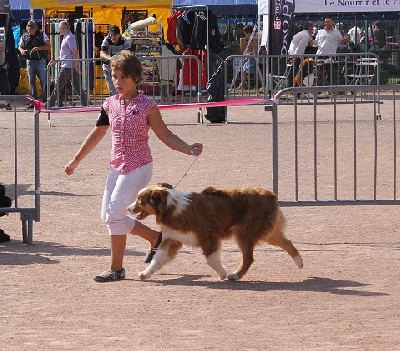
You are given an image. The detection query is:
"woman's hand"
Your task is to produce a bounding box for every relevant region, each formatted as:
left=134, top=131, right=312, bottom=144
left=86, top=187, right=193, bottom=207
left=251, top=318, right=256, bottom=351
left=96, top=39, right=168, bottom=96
left=189, top=143, right=203, bottom=156
left=65, top=159, right=80, bottom=175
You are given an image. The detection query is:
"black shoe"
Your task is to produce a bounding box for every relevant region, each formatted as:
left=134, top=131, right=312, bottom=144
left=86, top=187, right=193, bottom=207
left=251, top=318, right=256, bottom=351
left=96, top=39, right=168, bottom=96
left=94, top=268, right=125, bottom=282
left=0, top=229, right=10, bottom=243
left=27, top=103, right=34, bottom=109
left=5, top=104, right=12, bottom=111
left=144, top=232, right=162, bottom=263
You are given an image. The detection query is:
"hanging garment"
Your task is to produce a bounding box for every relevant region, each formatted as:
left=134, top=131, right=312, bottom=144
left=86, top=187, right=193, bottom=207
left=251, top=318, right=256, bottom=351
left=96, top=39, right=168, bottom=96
left=207, top=11, right=224, bottom=54
left=179, top=10, right=196, bottom=46
left=4, top=21, right=20, bottom=94
left=74, top=20, right=83, bottom=55
left=160, top=44, right=179, bottom=82
left=190, top=11, right=207, bottom=50
left=167, top=11, right=180, bottom=46
left=176, top=14, right=185, bottom=48
left=181, top=49, right=199, bottom=87
left=205, top=63, right=226, bottom=123
left=87, top=21, right=94, bottom=91
left=179, top=49, right=208, bottom=90
left=201, top=49, right=208, bottom=89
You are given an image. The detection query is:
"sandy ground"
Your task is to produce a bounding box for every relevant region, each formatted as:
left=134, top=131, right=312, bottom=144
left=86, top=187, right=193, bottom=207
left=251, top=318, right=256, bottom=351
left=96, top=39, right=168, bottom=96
left=1, top=99, right=399, bottom=350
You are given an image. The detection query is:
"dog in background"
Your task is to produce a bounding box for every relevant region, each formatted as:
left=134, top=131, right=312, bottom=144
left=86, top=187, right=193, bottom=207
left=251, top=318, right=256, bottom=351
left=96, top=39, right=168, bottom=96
left=128, top=184, right=303, bottom=281
left=294, top=58, right=316, bottom=87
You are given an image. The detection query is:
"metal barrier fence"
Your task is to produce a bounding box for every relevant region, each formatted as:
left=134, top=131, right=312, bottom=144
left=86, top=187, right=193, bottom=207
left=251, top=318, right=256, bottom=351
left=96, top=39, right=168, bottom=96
left=45, top=55, right=202, bottom=107
left=0, top=95, right=40, bottom=244
left=224, top=52, right=382, bottom=100
left=43, top=52, right=393, bottom=111
left=44, top=55, right=204, bottom=125
left=270, top=85, right=400, bottom=206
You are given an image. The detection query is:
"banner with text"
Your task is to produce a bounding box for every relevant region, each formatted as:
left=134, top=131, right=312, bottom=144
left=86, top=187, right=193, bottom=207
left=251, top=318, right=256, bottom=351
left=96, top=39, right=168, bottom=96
left=269, top=0, right=295, bottom=55
left=293, top=0, right=400, bottom=13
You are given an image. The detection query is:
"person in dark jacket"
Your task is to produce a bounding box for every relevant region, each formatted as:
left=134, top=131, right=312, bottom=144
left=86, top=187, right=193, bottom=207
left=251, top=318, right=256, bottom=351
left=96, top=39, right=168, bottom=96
left=19, top=20, right=51, bottom=109
left=100, top=25, right=132, bottom=95
left=0, top=182, right=12, bottom=243
left=0, top=35, right=11, bottom=110
left=372, top=21, right=386, bottom=49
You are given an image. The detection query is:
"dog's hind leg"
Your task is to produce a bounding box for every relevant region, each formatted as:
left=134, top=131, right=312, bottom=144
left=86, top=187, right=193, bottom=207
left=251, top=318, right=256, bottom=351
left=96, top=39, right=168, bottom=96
left=266, top=212, right=303, bottom=269
left=138, top=239, right=182, bottom=280
left=267, top=234, right=303, bottom=268
left=227, top=236, right=255, bottom=281
left=203, top=243, right=227, bottom=281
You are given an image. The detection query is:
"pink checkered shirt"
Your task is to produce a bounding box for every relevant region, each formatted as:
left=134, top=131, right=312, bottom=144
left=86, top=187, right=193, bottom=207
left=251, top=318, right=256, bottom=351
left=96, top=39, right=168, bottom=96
left=103, top=92, right=158, bottom=174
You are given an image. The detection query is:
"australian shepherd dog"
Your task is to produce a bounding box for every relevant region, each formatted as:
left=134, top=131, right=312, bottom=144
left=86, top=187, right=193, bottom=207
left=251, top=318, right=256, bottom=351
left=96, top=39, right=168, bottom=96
left=294, top=58, right=316, bottom=88
left=128, top=184, right=303, bottom=281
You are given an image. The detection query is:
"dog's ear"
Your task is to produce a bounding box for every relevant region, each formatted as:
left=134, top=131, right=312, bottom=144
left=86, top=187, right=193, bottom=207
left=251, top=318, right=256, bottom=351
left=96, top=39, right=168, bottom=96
left=149, top=188, right=170, bottom=215
left=0, top=183, right=5, bottom=196
left=156, top=182, right=173, bottom=190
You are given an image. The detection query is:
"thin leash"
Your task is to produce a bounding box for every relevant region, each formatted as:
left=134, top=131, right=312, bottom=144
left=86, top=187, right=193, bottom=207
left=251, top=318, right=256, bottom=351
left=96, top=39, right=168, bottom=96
left=173, top=155, right=198, bottom=189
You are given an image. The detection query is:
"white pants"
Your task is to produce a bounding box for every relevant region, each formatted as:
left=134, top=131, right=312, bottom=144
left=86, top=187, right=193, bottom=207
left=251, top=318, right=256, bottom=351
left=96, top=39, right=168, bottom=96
left=101, top=163, right=153, bottom=235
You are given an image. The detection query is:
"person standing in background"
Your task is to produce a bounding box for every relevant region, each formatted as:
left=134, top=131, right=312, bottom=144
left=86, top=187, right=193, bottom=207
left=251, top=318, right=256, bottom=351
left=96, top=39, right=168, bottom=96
left=47, top=20, right=88, bottom=108
left=313, top=17, right=348, bottom=57
left=100, top=25, right=132, bottom=96
left=0, top=34, right=12, bottom=110
left=372, top=21, right=386, bottom=49
left=311, top=16, right=348, bottom=85
left=19, top=20, right=51, bottom=109
left=288, top=22, right=314, bottom=85
left=347, top=21, right=363, bottom=50
left=237, top=25, right=264, bottom=92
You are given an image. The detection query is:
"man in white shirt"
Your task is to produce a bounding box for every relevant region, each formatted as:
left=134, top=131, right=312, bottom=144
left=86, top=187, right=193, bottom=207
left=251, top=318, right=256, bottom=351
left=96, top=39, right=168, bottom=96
left=347, top=21, right=363, bottom=48
left=288, top=22, right=314, bottom=85
left=312, top=16, right=348, bottom=85
left=289, top=22, right=314, bottom=57
left=313, top=17, right=348, bottom=56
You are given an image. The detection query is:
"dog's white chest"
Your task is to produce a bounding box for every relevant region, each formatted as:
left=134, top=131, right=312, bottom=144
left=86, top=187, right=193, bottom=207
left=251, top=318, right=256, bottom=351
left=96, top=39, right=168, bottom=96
left=161, top=227, right=199, bottom=247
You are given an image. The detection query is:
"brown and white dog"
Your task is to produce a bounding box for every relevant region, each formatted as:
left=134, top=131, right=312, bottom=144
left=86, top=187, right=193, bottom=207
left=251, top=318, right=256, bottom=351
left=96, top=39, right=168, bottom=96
left=294, top=58, right=316, bottom=87
left=128, top=184, right=303, bottom=281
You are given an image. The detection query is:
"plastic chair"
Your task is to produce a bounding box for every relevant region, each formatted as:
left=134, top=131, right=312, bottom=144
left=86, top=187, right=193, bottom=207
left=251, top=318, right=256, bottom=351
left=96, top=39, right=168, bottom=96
left=270, top=63, right=292, bottom=92
left=346, top=58, right=378, bottom=85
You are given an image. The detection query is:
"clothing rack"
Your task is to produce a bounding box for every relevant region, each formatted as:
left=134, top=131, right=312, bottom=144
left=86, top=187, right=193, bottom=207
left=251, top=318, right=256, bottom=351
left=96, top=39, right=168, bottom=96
left=47, top=19, right=62, bottom=80
left=47, top=18, right=95, bottom=95
left=74, top=18, right=95, bottom=92
left=171, top=5, right=210, bottom=83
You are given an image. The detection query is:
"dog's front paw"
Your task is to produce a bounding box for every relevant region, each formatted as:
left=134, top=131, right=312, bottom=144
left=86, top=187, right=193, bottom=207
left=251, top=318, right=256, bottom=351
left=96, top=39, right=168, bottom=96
left=138, top=270, right=153, bottom=280
left=227, top=272, right=240, bottom=281
left=293, top=255, right=303, bottom=269
left=218, top=273, right=227, bottom=281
